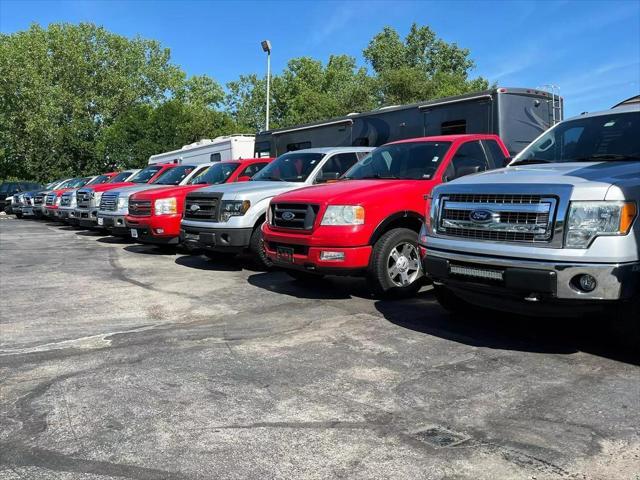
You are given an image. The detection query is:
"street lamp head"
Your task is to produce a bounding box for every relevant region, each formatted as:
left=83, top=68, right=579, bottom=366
left=261, top=40, right=271, bottom=53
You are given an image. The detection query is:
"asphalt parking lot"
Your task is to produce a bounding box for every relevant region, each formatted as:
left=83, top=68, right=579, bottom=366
left=1, top=216, right=639, bottom=479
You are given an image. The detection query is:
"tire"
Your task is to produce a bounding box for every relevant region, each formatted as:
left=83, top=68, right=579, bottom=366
left=433, top=284, right=478, bottom=315
left=367, top=227, right=423, bottom=298
left=286, top=270, right=325, bottom=283
left=610, top=295, right=640, bottom=351
left=15, top=212, right=22, bottom=219
left=250, top=225, right=273, bottom=269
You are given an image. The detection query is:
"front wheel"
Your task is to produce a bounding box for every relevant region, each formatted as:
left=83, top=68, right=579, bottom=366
left=610, top=295, right=640, bottom=351
left=367, top=227, right=423, bottom=298
left=250, top=225, right=273, bottom=269
left=15, top=212, right=22, bottom=219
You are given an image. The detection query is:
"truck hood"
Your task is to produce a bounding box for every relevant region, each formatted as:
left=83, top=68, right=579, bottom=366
left=132, top=184, right=205, bottom=200
left=446, top=161, right=640, bottom=201
left=195, top=181, right=304, bottom=200
left=272, top=179, right=437, bottom=205
left=104, top=184, right=171, bottom=199
left=83, top=181, right=135, bottom=193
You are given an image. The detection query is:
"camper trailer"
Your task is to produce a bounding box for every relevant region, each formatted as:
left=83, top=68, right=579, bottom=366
left=148, top=135, right=256, bottom=165
left=254, top=88, right=563, bottom=157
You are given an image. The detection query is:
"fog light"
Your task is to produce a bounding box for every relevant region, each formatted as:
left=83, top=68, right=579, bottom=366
left=155, top=228, right=164, bottom=234
left=578, top=274, right=597, bottom=292
left=320, top=251, right=345, bottom=261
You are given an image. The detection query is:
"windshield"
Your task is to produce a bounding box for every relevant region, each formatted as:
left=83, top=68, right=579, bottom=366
left=190, top=162, right=239, bottom=185
left=152, top=165, right=197, bottom=185
left=252, top=152, right=325, bottom=182
left=109, top=171, right=134, bottom=183
left=514, top=111, right=640, bottom=164
left=345, top=142, right=451, bottom=180
left=129, top=165, right=162, bottom=183
left=87, top=175, right=111, bottom=185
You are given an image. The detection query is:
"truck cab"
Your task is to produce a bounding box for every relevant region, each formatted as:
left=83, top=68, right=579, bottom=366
left=125, top=158, right=273, bottom=245
left=262, top=135, right=510, bottom=296
left=421, top=105, right=639, bottom=343
left=180, top=147, right=373, bottom=264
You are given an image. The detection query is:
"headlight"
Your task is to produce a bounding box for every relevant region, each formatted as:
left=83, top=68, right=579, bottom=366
left=117, top=196, right=128, bottom=210
left=70, top=193, right=77, bottom=208
left=92, top=191, right=102, bottom=206
left=220, top=200, right=250, bottom=222
left=154, top=197, right=177, bottom=215
left=266, top=203, right=273, bottom=224
left=55, top=196, right=61, bottom=206
left=321, top=205, right=365, bottom=226
left=565, top=201, right=636, bottom=248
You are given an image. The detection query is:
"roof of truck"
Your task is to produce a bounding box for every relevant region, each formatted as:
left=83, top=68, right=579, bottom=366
left=389, top=134, right=502, bottom=145
left=285, top=147, right=374, bottom=155
left=576, top=103, right=639, bottom=120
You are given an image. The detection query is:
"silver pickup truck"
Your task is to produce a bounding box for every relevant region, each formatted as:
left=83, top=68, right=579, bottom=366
left=421, top=104, right=639, bottom=341
left=181, top=147, right=373, bottom=265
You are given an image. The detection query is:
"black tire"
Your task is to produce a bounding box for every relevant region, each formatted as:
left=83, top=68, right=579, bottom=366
left=367, top=227, right=423, bottom=298
left=433, top=284, right=477, bottom=315
left=610, top=295, right=640, bottom=351
left=250, top=224, right=272, bottom=269
left=286, top=270, right=325, bottom=283
left=15, top=212, right=22, bottom=219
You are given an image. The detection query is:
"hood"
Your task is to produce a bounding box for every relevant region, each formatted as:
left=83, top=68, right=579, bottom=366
left=444, top=161, right=640, bottom=201
left=82, top=181, right=135, bottom=193
left=273, top=179, right=437, bottom=205
left=132, top=184, right=204, bottom=200
left=103, top=184, right=169, bottom=199
left=194, top=180, right=303, bottom=200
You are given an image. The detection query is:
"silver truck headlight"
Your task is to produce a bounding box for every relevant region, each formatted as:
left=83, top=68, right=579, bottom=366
left=220, top=200, right=250, bottom=222
left=92, top=191, right=102, bottom=206
left=55, top=196, right=61, bottom=206
left=117, top=197, right=128, bottom=210
left=565, top=201, right=637, bottom=248
left=154, top=197, right=177, bottom=215
left=321, top=205, right=365, bottom=226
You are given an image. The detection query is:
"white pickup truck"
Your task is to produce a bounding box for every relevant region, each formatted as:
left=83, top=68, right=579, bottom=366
left=180, top=147, right=373, bottom=265
left=421, top=104, right=639, bottom=343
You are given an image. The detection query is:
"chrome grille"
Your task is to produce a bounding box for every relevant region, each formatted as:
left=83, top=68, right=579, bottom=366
left=184, top=193, right=219, bottom=221
left=45, top=193, right=56, bottom=206
left=437, top=194, right=557, bottom=243
left=34, top=193, right=44, bottom=205
left=60, top=193, right=73, bottom=207
left=77, top=189, right=92, bottom=208
left=271, top=203, right=319, bottom=230
left=129, top=199, right=152, bottom=217
left=99, top=192, right=118, bottom=211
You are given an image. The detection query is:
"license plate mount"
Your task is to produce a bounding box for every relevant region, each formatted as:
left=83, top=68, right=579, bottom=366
left=130, top=229, right=138, bottom=238
left=276, top=246, right=294, bottom=263
left=97, top=217, right=104, bottom=226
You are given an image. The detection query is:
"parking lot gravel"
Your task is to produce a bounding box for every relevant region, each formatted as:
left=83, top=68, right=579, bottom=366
left=1, top=217, right=639, bottom=479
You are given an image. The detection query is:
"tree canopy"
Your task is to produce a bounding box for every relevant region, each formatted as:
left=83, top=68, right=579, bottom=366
left=1, top=22, right=489, bottom=182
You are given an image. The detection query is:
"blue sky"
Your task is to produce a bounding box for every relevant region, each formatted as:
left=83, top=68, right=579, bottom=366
left=1, top=0, right=638, bottom=117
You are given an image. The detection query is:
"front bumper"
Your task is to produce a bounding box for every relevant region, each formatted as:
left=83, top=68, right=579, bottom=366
left=126, top=214, right=181, bottom=244
left=424, top=247, right=639, bottom=305
left=75, top=208, right=99, bottom=228
left=97, top=213, right=128, bottom=235
left=180, top=225, right=252, bottom=252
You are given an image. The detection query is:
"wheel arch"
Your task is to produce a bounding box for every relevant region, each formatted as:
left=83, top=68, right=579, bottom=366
left=369, top=211, right=424, bottom=245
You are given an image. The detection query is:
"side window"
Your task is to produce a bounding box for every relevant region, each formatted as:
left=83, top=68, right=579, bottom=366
left=286, top=142, right=311, bottom=152
left=441, top=120, right=466, bottom=135
left=239, top=163, right=268, bottom=178
left=482, top=140, right=509, bottom=168
left=316, top=153, right=358, bottom=183
left=443, top=141, right=489, bottom=181
left=210, top=153, right=221, bottom=162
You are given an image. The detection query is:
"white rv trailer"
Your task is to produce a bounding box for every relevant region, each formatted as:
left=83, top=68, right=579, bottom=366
left=147, top=135, right=255, bottom=165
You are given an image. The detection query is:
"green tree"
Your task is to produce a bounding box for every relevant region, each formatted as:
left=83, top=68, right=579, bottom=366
left=363, top=23, right=490, bottom=105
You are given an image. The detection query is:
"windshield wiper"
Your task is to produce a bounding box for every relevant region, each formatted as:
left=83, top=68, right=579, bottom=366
left=260, top=176, right=285, bottom=182
left=509, top=158, right=554, bottom=166
left=570, top=154, right=640, bottom=162
left=350, top=174, right=400, bottom=180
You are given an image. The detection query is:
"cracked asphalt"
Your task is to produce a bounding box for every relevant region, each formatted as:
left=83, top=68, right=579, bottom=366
left=1, top=216, right=639, bottom=479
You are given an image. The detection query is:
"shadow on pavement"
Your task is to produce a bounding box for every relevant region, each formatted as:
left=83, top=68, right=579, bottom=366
left=175, top=253, right=263, bottom=272
left=375, top=296, right=640, bottom=365
left=247, top=271, right=375, bottom=300
left=96, top=235, right=135, bottom=245
left=124, top=244, right=179, bottom=256
left=75, top=230, right=105, bottom=237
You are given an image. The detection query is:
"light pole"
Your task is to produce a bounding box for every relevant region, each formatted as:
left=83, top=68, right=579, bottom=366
left=261, top=40, right=272, bottom=131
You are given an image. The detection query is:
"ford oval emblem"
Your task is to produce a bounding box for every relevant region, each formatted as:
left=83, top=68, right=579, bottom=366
left=190, top=204, right=200, bottom=212
left=469, top=209, right=498, bottom=223
left=281, top=211, right=295, bottom=221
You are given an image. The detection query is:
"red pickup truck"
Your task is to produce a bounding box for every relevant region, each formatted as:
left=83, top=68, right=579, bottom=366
left=125, top=158, right=273, bottom=245
left=262, top=134, right=510, bottom=297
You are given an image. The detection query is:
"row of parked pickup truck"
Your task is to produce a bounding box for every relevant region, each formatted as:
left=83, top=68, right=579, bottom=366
left=11, top=103, right=640, bottom=346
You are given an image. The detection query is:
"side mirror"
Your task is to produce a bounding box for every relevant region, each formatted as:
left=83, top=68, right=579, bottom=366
left=236, top=176, right=252, bottom=182
left=315, top=172, right=341, bottom=183
left=454, top=166, right=481, bottom=179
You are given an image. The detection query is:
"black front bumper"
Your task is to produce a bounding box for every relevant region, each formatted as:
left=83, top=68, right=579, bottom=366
left=180, top=225, right=252, bottom=252
left=132, top=227, right=179, bottom=245
left=100, top=216, right=129, bottom=236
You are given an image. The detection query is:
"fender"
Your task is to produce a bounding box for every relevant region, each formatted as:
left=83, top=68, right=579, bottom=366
left=369, top=211, right=424, bottom=245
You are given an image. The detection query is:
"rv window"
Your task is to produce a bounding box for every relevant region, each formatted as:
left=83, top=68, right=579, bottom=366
left=441, top=120, right=467, bottom=135
left=210, top=153, right=221, bottom=162
left=353, top=137, right=369, bottom=147
left=254, top=141, right=271, bottom=157
left=286, top=142, right=311, bottom=152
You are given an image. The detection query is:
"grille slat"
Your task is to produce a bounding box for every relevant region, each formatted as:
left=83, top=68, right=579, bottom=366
left=99, top=192, right=118, bottom=211
left=128, top=199, right=152, bottom=217
left=184, top=194, right=220, bottom=221
left=60, top=194, right=73, bottom=207
left=271, top=203, right=319, bottom=230
left=76, top=190, right=92, bottom=208
left=45, top=193, right=56, bottom=206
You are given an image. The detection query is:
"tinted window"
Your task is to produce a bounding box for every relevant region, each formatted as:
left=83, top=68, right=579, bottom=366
left=254, top=141, right=271, bottom=158
left=345, top=142, right=451, bottom=180
left=210, top=153, right=221, bottom=162
left=444, top=141, right=489, bottom=180
left=153, top=165, right=196, bottom=185
left=252, top=152, right=325, bottom=182
left=286, top=142, right=312, bottom=152
left=239, top=163, right=268, bottom=178
left=190, top=162, right=240, bottom=185
left=483, top=139, right=509, bottom=167
left=317, top=153, right=359, bottom=183
left=109, top=171, right=134, bottom=183
left=515, top=112, right=640, bottom=163
left=441, top=119, right=467, bottom=135
left=87, top=175, right=111, bottom=185
left=129, top=166, right=163, bottom=183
